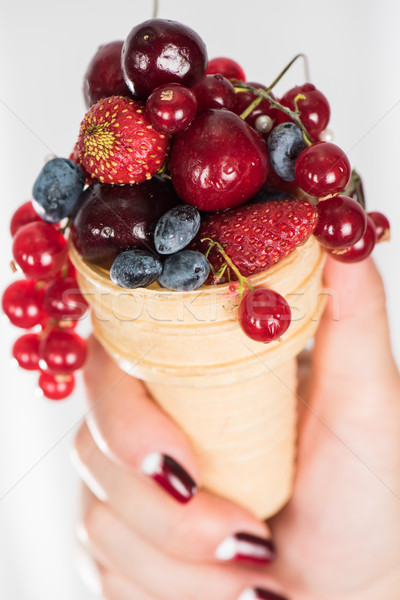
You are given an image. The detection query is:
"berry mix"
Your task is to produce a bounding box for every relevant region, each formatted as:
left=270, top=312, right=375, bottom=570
left=3, top=18, right=391, bottom=400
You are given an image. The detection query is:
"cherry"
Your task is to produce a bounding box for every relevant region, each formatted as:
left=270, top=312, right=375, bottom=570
left=12, top=333, right=40, bottom=370
left=329, top=214, right=377, bottom=263
left=2, top=279, right=45, bottom=328
left=232, top=83, right=278, bottom=131
left=83, top=40, right=132, bottom=108
left=313, top=195, right=367, bottom=249
left=39, top=329, right=87, bottom=374
left=43, top=277, right=88, bottom=322
left=38, top=372, right=75, bottom=401
left=12, top=222, right=68, bottom=280
left=192, top=74, right=236, bottom=110
left=122, top=19, right=207, bottom=99
left=368, top=211, right=391, bottom=242
left=206, top=57, right=246, bottom=82
left=10, top=201, right=43, bottom=237
left=71, top=176, right=180, bottom=262
left=145, top=83, right=197, bottom=133
left=238, top=288, right=292, bottom=343
left=295, top=142, right=351, bottom=197
left=277, top=83, right=330, bottom=141
left=169, top=109, right=269, bottom=211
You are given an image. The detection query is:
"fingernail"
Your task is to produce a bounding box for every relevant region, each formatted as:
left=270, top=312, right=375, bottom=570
left=238, top=588, right=288, bottom=600
left=238, top=588, right=289, bottom=600
left=141, top=453, right=197, bottom=503
left=215, top=533, right=276, bottom=564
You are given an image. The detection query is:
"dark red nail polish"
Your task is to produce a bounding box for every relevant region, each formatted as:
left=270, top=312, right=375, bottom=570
left=141, top=453, right=197, bottom=503
left=216, top=532, right=276, bottom=564
left=238, top=589, right=289, bottom=600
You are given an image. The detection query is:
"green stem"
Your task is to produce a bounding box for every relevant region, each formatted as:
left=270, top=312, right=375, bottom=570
left=342, top=169, right=366, bottom=210
left=266, top=53, right=310, bottom=93
left=201, top=238, right=254, bottom=295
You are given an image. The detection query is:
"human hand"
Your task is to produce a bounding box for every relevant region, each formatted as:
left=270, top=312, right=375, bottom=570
left=73, top=256, right=400, bottom=600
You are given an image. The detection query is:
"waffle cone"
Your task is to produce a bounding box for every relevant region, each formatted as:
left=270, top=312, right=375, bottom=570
left=69, top=235, right=326, bottom=518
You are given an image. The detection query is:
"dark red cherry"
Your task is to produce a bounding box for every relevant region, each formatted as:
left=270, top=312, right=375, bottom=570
left=145, top=83, right=197, bottom=133
left=206, top=57, right=246, bottom=81
left=192, top=74, right=236, bottom=110
left=122, top=19, right=207, bottom=99
left=169, top=109, right=269, bottom=212
left=83, top=41, right=132, bottom=108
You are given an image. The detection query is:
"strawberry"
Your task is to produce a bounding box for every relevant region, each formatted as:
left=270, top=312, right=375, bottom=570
left=193, top=199, right=318, bottom=281
left=76, top=96, right=169, bottom=185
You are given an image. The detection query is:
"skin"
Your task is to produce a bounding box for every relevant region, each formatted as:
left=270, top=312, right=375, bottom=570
left=73, top=256, right=400, bottom=600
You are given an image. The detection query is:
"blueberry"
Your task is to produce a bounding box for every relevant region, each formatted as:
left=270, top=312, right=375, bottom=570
left=32, top=157, right=86, bottom=223
left=267, top=123, right=307, bottom=181
left=158, top=250, right=210, bottom=291
left=110, top=250, right=163, bottom=289
left=154, top=205, right=201, bottom=254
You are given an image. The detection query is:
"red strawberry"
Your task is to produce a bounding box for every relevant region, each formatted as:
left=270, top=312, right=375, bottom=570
left=77, top=96, right=169, bottom=185
left=193, top=199, right=318, bottom=282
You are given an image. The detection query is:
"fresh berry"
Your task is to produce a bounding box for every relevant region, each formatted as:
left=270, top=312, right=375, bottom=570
left=145, top=83, right=197, bottom=133
left=77, top=96, right=169, bottom=185
left=238, top=288, right=292, bottom=343
left=313, top=195, right=367, bottom=249
left=38, top=372, right=75, bottom=401
left=154, top=205, right=201, bottom=254
left=43, top=277, right=88, bottom=322
left=83, top=40, right=132, bottom=108
left=12, top=333, right=40, bottom=370
left=10, top=201, right=43, bottom=237
left=194, top=199, right=318, bottom=281
left=169, top=109, right=269, bottom=211
left=277, top=83, right=330, bottom=141
left=12, top=222, right=68, bottom=280
left=71, top=177, right=180, bottom=261
left=122, top=19, right=207, bottom=99
left=39, top=329, right=87, bottom=374
left=295, top=142, right=351, bottom=197
left=232, top=83, right=278, bottom=131
left=206, top=57, right=245, bottom=81
left=2, top=279, right=45, bottom=328
left=158, top=250, right=210, bottom=291
left=267, top=123, right=307, bottom=181
left=329, top=214, right=376, bottom=263
left=32, top=157, right=86, bottom=223
left=368, top=211, right=390, bottom=242
left=110, top=249, right=163, bottom=289
left=192, top=74, right=236, bottom=110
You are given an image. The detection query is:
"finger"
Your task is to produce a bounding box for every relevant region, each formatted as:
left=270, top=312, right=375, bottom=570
left=84, top=335, right=200, bottom=504
left=100, top=569, right=164, bottom=600
left=73, top=422, right=275, bottom=565
left=79, top=487, right=287, bottom=600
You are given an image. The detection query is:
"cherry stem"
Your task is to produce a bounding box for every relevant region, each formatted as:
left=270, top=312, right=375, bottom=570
left=152, top=0, right=159, bottom=18
left=201, top=238, right=254, bottom=296
left=266, top=53, right=310, bottom=93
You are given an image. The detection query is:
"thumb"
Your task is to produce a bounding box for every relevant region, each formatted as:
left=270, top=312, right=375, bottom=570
left=312, top=255, right=399, bottom=395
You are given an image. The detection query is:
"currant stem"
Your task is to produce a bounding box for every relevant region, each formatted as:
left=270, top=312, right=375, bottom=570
left=342, top=169, right=366, bottom=210
left=266, top=53, right=310, bottom=93
left=201, top=237, right=254, bottom=295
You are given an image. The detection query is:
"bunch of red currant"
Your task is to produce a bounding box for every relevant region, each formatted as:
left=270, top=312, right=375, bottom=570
left=2, top=201, right=88, bottom=400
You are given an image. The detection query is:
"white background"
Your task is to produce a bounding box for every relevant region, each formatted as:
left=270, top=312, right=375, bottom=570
left=1, top=1, right=400, bottom=598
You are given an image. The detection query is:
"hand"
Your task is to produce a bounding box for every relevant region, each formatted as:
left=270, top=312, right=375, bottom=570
left=73, top=256, right=400, bottom=600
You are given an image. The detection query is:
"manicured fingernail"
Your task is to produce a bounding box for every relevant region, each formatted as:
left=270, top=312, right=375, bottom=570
left=238, top=588, right=289, bottom=600
left=215, top=533, right=276, bottom=564
left=141, top=453, right=197, bottom=503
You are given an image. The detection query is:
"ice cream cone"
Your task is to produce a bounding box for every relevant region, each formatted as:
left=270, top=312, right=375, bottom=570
left=69, top=235, right=326, bottom=518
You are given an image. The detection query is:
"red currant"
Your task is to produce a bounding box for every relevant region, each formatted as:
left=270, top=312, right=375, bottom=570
left=43, top=277, right=88, bottom=322
left=12, top=222, right=68, bottom=280
left=12, top=333, right=40, bottom=370
left=145, top=83, right=197, bottom=134
left=368, top=211, right=391, bottom=242
left=39, top=329, right=87, bottom=373
left=277, top=83, right=330, bottom=141
left=232, top=83, right=278, bottom=130
left=2, top=279, right=45, bottom=328
left=206, top=57, right=246, bottom=81
left=295, top=142, right=351, bottom=197
left=329, top=214, right=376, bottom=263
left=192, top=74, right=236, bottom=110
left=10, top=201, right=43, bottom=237
left=38, top=372, right=75, bottom=401
left=314, top=195, right=367, bottom=249
left=238, top=288, right=292, bottom=343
